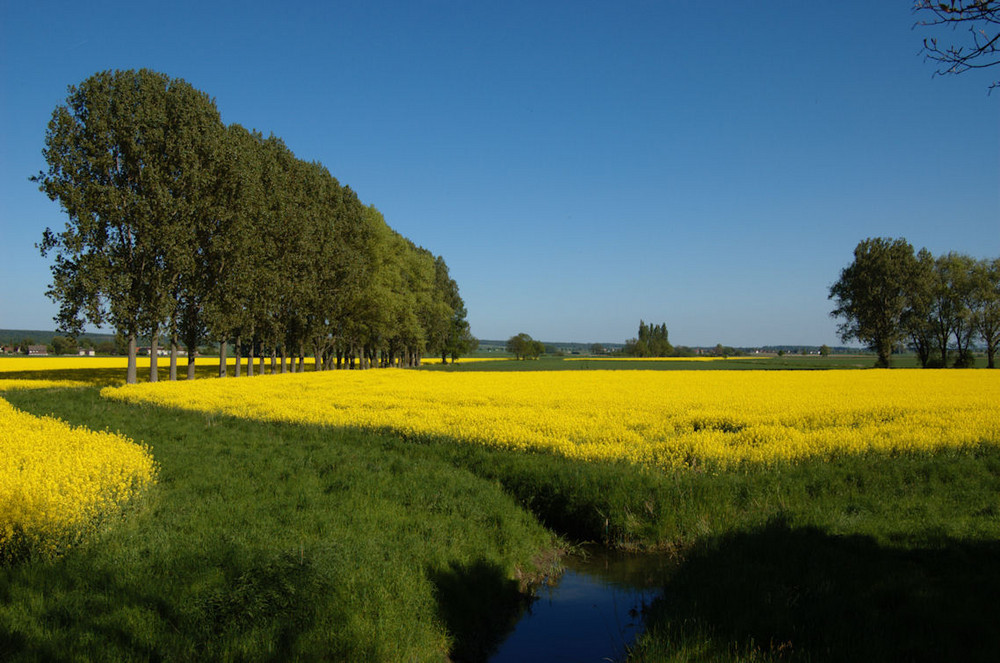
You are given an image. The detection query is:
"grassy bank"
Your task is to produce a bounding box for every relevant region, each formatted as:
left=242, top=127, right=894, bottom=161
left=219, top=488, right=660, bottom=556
left=429, top=434, right=1000, bottom=661
left=1, top=387, right=557, bottom=662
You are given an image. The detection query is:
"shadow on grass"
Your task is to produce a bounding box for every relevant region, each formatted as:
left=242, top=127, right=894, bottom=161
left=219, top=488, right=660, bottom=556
left=428, top=559, right=534, bottom=663
left=639, top=518, right=1000, bottom=662
left=0, top=363, right=297, bottom=387
left=0, top=367, right=131, bottom=386
left=1, top=548, right=324, bottom=662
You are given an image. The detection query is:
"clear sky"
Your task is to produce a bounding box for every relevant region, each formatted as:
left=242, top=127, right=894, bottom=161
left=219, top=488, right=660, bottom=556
left=1, top=1, right=997, bottom=346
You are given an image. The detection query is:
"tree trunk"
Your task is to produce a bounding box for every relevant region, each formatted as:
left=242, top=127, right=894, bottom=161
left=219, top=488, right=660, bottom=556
left=219, top=340, right=228, bottom=378
left=314, top=344, right=322, bottom=372
left=875, top=340, right=891, bottom=369
left=281, top=347, right=288, bottom=373
left=247, top=342, right=254, bottom=377
left=127, top=334, right=138, bottom=384
left=187, top=345, right=196, bottom=380
left=169, top=337, right=178, bottom=381
left=270, top=348, right=277, bottom=375
left=234, top=335, right=242, bottom=377
left=150, top=335, right=159, bottom=382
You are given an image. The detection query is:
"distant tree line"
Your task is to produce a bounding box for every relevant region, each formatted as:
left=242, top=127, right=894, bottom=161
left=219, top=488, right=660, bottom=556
left=829, top=237, right=1000, bottom=368
left=615, top=321, right=743, bottom=358
left=34, top=69, right=475, bottom=384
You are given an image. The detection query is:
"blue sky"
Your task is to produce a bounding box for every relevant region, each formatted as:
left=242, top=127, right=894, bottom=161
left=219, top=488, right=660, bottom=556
left=1, top=1, right=997, bottom=346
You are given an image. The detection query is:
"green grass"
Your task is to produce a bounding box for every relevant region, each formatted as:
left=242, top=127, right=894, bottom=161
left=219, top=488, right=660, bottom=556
left=1, top=387, right=558, bottom=662
left=426, top=438, right=1000, bottom=661
left=4, top=372, right=1000, bottom=661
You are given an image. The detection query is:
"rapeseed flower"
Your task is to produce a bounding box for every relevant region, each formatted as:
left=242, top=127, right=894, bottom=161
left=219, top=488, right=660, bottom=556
left=103, top=369, right=1000, bottom=469
left=0, top=397, right=157, bottom=558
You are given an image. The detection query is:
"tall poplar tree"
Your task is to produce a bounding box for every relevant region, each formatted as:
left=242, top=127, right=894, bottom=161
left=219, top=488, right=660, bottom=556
left=36, top=69, right=223, bottom=383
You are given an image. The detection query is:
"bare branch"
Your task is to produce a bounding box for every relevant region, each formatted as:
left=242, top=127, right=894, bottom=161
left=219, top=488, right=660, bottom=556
left=914, top=0, right=1000, bottom=88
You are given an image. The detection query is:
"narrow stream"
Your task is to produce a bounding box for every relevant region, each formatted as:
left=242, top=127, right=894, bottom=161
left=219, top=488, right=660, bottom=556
left=488, top=549, right=673, bottom=662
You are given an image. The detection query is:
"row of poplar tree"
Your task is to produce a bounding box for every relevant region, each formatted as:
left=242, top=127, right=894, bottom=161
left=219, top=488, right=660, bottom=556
left=829, top=237, right=1000, bottom=368
left=35, top=69, right=476, bottom=384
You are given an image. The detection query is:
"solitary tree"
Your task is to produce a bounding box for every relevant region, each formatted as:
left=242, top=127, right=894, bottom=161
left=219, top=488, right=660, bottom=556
left=829, top=237, right=918, bottom=368
left=507, top=333, right=543, bottom=360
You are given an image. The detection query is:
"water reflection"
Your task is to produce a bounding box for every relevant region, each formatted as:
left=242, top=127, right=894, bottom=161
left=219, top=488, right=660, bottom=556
left=488, top=548, right=671, bottom=662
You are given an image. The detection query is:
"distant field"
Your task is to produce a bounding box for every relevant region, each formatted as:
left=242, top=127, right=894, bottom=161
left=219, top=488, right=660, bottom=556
left=421, top=353, right=945, bottom=371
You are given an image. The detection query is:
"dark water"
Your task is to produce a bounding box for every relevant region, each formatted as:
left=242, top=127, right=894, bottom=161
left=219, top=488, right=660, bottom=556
left=488, top=549, right=672, bottom=662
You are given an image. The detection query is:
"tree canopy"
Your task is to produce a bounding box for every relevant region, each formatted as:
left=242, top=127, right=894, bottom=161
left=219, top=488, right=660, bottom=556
left=506, top=333, right=544, bottom=360
left=830, top=237, right=999, bottom=368
left=622, top=320, right=673, bottom=357
left=35, top=69, right=474, bottom=382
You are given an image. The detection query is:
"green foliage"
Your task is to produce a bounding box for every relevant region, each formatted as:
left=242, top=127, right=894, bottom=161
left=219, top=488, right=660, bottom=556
left=506, top=333, right=544, bottom=360
left=829, top=237, right=917, bottom=368
left=34, top=69, right=226, bottom=384
left=833, top=239, right=998, bottom=370
left=34, top=70, right=470, bottom=383
left=47, top=336, right=77, bottom=356
left=972, top=257, right=1000, bottom=368
left=623, top=320, right=673, bottom=357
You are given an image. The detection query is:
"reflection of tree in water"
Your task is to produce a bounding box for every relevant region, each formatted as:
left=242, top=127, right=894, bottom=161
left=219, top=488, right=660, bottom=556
left=642, top=518, right=1000, bottom=662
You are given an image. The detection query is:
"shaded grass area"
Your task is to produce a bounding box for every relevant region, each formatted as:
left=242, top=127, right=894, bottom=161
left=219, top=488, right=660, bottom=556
left=423, top=434, right=1000, bottom=549
left=0, top=361, right=309, bottom=387
left=1, top=388, right=556, bottom=662
left=409, top=434, right=1000, bottom=661
left=630, top=519, right=1000, bottom=662
left=4, top=386, right=1000, bottom=661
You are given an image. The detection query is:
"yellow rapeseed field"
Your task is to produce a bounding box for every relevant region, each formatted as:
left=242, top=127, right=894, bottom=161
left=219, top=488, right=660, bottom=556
left=0, top=357, right=155, bottom=373
left=0, top=397, right=158, bottom=557
left=103, top=369, right=1000, bottom=468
